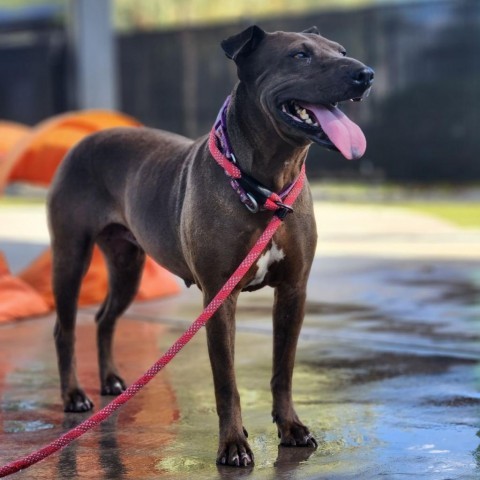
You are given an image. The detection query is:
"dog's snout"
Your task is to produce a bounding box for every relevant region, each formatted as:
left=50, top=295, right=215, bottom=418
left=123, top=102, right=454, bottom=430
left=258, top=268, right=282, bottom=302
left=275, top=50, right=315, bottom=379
left=351, top=67, right=374, bottom=87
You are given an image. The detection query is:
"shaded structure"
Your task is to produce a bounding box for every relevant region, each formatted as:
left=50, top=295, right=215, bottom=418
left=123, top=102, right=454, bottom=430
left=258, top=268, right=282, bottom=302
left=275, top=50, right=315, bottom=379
left=0, top=0, right=478, bottom=181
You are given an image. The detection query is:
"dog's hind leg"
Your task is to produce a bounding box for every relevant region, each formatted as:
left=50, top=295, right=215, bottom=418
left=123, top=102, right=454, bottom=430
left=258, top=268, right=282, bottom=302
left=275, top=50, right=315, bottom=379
left=52, top=233, right=95, bottom=412
left=95, top=226, right=146, bottom=396
left=271, top=281, right=317, bottom=448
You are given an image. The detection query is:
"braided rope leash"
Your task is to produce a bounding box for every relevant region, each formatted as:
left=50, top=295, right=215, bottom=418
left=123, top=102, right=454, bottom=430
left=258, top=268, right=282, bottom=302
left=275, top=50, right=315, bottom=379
left=0, top=165, right=306, bottom=478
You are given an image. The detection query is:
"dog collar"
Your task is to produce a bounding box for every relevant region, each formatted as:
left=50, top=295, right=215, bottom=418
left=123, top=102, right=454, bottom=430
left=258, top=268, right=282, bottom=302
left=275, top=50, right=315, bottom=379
left=209, top=96, right=304, bottom=219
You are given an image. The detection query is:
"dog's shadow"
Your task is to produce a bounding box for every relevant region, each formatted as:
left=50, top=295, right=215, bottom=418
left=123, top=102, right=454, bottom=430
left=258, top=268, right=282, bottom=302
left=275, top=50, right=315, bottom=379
left=216, top=445, right=316, bottom=478
left=274, top=445, right=316, bottom=472
left=56, top=408, right=126, bottom=479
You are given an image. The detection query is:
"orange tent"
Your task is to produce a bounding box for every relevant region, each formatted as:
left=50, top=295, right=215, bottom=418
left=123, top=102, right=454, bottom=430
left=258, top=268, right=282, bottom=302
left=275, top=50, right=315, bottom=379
left=18, top=247, right=180, bottom=308
left=0, top=253, right=50, bottom=324
left=1, top=110, right=142, bottom=189
left=0, top=121, right=30, bottom=160
left=0, top=110, right=180, bottom=322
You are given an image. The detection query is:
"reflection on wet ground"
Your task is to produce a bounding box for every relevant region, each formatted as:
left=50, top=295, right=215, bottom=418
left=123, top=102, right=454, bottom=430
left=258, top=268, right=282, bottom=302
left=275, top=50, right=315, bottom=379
left=1, top=256, right=480, bottom=479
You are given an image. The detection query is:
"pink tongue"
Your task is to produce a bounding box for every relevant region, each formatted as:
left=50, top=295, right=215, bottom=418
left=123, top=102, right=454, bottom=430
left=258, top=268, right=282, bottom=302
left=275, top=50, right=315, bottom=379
left=301, top=103, right=366, bottom=160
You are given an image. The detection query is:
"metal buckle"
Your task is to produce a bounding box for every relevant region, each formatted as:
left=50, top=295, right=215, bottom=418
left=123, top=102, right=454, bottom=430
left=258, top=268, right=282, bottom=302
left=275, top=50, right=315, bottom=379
left=274, top=202, right=293, bottom=220
left=244, top=193, right=259, bottom=213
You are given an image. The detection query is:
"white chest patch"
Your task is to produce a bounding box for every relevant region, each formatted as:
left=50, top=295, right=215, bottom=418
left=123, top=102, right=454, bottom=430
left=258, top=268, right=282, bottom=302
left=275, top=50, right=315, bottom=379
left=247, top=241, right=285, bottom=287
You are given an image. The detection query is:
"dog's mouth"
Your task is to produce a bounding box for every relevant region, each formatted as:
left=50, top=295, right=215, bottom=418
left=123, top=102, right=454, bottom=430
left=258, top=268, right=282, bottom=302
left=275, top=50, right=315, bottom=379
left=279, top=94, right=369, bottom=160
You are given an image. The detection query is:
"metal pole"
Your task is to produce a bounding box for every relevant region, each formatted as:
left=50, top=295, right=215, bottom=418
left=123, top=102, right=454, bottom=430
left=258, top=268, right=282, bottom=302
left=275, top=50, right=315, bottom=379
left=68, top=0, right=118, bottom=110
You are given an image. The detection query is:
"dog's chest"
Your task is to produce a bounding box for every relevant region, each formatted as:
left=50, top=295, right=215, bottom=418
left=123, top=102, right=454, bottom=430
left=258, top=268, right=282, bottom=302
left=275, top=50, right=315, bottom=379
left=246, top=242, right=285, bottom=288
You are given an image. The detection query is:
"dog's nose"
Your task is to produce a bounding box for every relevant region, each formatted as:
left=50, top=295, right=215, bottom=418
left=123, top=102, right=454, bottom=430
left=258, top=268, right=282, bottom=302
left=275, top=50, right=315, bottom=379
left=351, top=67, right=374, bottom=87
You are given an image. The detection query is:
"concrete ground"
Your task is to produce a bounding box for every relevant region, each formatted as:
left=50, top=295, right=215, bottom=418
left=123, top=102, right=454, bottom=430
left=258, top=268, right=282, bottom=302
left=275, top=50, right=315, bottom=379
left=0, top=200, right=480, bottom=479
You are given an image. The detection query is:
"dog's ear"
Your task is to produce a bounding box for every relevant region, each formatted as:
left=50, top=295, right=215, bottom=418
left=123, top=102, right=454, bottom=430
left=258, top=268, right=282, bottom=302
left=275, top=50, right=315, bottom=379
left=303, top=26, right=320, bottom=35
left=221, top=25, right=266, bottom=61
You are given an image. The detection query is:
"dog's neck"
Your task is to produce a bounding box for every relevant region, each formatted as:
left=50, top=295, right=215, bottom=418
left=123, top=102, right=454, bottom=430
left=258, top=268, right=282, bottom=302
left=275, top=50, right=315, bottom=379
left=226, top=83, right=309, bottom=192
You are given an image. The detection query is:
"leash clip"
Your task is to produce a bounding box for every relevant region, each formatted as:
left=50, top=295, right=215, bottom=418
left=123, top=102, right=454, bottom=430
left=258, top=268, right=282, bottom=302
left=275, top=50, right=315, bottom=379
left=274, top=202, right=294, bottom=220
left=244, top=193, right=259, bottom=213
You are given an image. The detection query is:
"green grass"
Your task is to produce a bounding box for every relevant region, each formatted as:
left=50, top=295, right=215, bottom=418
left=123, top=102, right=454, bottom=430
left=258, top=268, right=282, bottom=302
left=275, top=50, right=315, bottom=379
left=0, top=196, right=46, bottom=207
left=310, top=181, right=480, bottom=228
left=1, top=186, right=479, bottom=229
left=398, top=202, right=480, bottom=228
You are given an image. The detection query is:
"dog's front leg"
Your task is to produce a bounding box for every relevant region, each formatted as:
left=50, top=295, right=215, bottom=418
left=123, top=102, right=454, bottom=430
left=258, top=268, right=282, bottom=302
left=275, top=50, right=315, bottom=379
left=204, top=292, right=253, bottom=467
left=271, top=282, right=317, bottom=448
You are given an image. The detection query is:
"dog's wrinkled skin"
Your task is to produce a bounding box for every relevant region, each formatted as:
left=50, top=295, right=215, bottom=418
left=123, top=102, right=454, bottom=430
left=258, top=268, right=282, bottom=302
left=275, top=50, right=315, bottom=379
left=48, top=25, right=373, bottom=467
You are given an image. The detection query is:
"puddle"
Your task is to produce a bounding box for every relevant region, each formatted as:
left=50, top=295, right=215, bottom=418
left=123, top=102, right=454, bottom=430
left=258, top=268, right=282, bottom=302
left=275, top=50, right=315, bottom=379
left=238, top=300, right=372, bottom=316
left=394, top=277, right=480, bottom=305
left=2, top=257, right=480, bottom=478
left=3, top=419, right=54, bottom=433
left=422, top=395, right=480, bottom=407
left=302, top=350, right=477, bottom=386
left=387, top=262, right=480, bottom=307
left=1, top=399, right=39, bottom=412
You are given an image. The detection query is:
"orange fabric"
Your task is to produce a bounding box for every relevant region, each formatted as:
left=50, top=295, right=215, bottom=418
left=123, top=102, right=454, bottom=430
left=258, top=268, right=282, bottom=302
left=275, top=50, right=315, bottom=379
left=18, top=247, right=180, bottom=308
left=0, top=110, right=141, bottom=190
left=0, top=109, right=180, bottom=323
left=8, top=126, right=86, bottom=185
left=0, top=253, right=8, bottom=276
left=0, top=253, right=50, bottom=323
left=0, top=121, right=30, bottom=158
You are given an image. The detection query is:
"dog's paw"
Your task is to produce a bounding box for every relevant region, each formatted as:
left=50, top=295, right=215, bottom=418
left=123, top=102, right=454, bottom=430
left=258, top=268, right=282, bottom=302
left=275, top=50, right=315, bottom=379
left=101, top=374, right=126, bottom=396
left=276, top=419, right=318, bottom=448
left=216, top=434, right=254, bottom=467
left=63, top=388, right=94, bottom=412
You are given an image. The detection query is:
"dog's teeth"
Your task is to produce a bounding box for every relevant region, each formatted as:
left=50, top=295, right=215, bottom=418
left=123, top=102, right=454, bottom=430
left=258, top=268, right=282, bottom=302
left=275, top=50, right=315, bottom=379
left=290, top=103, right=316, bottom=125
left=300, top=109, right=313, bottom=123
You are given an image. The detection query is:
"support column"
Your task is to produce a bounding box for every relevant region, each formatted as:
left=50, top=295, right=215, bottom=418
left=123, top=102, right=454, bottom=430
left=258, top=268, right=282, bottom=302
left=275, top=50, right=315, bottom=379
left=68, top=0, right=118, bottom=110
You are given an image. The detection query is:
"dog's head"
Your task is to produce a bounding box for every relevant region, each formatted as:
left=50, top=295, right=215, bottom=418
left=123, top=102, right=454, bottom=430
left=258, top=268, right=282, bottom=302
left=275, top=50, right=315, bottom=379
left=222, top=25, right=374, bottom=160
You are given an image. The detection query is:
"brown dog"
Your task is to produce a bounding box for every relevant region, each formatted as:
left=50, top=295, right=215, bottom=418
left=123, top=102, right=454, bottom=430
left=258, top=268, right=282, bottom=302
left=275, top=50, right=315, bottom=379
left=47, top=25, right=373, bottom=467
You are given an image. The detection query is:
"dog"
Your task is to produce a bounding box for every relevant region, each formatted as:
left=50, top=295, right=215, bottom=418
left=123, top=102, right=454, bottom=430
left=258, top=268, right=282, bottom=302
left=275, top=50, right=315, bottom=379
left=47, top=25, right=373, bottom=467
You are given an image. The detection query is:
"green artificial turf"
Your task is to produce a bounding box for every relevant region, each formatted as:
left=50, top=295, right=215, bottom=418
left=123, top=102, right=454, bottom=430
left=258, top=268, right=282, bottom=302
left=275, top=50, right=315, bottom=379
left=399, top=203, right=480, bottom=228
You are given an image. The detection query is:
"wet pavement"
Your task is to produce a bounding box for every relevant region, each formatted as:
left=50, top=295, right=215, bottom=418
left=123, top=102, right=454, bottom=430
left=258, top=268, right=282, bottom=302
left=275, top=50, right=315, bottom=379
left=1, top=202, right=480, bottom=479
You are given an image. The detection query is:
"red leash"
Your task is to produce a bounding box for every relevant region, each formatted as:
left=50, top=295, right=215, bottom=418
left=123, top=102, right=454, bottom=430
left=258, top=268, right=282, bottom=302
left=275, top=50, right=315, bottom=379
left=0, top=164, right=306, bottom=478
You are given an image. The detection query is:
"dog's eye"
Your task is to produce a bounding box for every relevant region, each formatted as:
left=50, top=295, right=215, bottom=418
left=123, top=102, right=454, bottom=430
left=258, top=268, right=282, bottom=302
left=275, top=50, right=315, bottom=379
left=291, top=51, right=310, bottom=60
left=340, top=49, right=347, bottom=57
